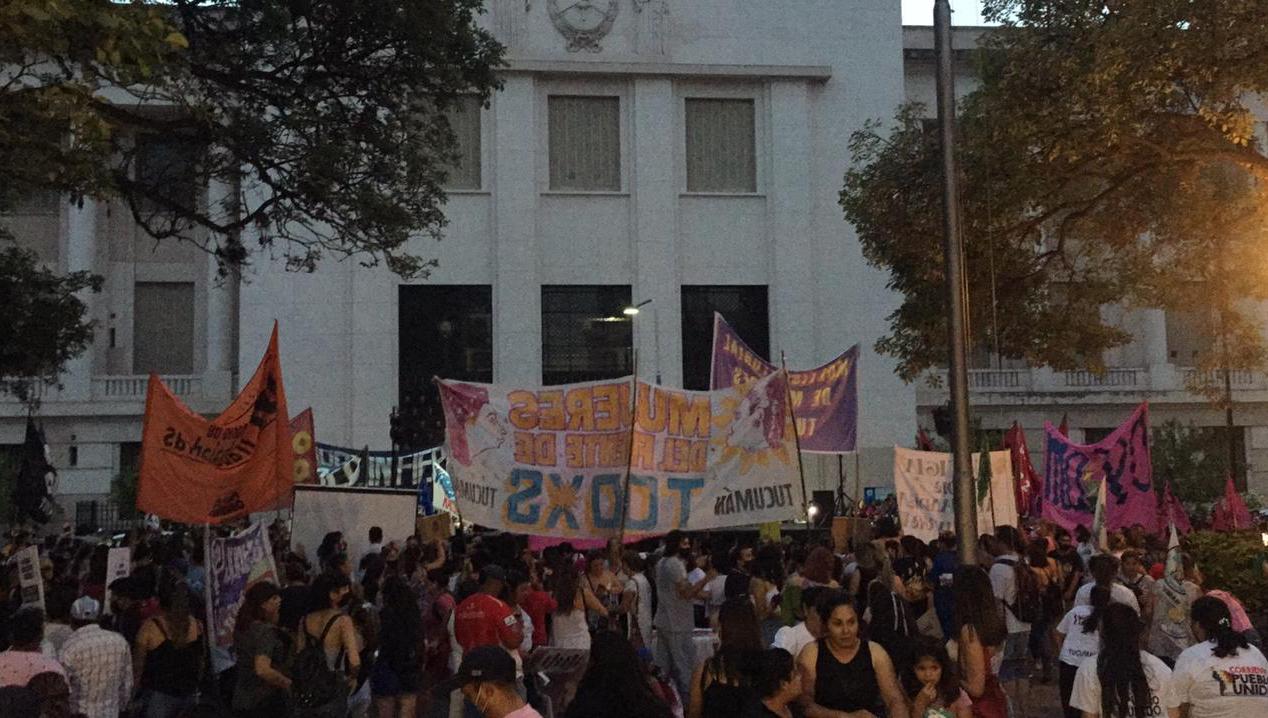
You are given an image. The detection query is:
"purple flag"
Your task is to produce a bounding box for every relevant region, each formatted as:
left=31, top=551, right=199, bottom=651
left=1042, top=403, right=1158, bottom=533
left=709, top=313, right=858, bottom=453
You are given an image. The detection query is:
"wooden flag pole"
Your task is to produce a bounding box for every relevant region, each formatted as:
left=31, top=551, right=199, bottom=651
left=781, top=352, right=811, bottom=522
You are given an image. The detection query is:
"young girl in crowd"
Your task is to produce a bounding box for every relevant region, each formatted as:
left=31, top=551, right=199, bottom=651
left=904, top=638, right=972, bottom=718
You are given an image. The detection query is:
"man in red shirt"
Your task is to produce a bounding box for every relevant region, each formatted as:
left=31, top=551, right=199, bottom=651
left=453, top=564, right=523, bottom=657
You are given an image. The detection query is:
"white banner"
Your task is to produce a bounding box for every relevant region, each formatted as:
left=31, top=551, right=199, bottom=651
left=439, top=372, right=804, bottom=538
left=893, top=448, right=1018, bottom=542
left=14, top=546, right=44, bottom=610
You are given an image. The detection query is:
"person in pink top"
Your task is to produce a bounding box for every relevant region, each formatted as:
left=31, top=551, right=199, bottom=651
left=0, top=607, right=65, bottom=687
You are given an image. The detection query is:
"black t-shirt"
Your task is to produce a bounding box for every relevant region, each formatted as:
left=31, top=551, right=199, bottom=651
left=278, top=585, right=309, bottom=634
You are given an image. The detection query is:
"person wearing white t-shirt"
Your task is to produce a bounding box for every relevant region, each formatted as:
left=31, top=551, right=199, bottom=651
left=1069, top=603, right=1180, bottom=718
left=1073, top=555, right=1140, bottom=614
left=1056, top=584, right=1112, bottom=718
left=1172, top=596, right=1268, bottom=718
left=771, top=586, right=825, bottom=659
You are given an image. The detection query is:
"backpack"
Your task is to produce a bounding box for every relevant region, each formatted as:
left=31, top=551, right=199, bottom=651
left=994, top=557, right=1043, bottom=624
left=291, top=613, right=347, bottom=713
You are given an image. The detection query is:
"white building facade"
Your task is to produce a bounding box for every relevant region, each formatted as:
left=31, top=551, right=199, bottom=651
left=5, top=1, right=919, bottom=522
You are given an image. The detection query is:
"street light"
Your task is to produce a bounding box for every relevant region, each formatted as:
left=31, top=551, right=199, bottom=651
left=624, top=299, right=662, bottom=384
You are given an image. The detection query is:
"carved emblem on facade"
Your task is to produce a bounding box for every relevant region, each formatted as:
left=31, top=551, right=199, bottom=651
left=547, top=0, right=619, bottom=53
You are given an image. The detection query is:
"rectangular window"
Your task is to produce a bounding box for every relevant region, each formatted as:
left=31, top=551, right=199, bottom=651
left=680, top=286, right=769, bottom=391
left=136, top=136, right=199, bottom=212
left=541, top=285, right=632, bottom=385
left=119, top=442, right=142, bottom=477
left=133, top=282, right=195, bottom=374
left=685, top=98, right=756, bottom=193
left=399, top=285, right=493, bottom=449
left=548, top=96, right=621, bottom=191
left=444, top=97, right=482, bottom=190
left=1165, top=307, right=1215, bottom=365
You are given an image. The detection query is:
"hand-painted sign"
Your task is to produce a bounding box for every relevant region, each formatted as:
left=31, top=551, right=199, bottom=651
left=893, top=448, right=1018, bottom=542
left=438, top=372, right=804, bottom=538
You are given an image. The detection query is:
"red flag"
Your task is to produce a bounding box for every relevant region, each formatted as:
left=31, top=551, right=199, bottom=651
left=1003, top=422, right=1042, bottom=517
left=1057, top=413, right=1069, bottom=437
left=1211, top=475, right=1253, bottom=531
left=1159, top=482, right=1192, bottom=535
left=916, top=427, right=935, bottom=451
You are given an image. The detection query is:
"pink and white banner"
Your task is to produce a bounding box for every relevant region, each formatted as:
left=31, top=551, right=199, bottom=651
left=1042, top=403, right=1158, bottom=533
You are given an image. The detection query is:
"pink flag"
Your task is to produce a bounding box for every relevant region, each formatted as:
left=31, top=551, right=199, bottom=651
left=1160, top=483, right=1192, bottom=535
left=1003, top=422, right=1042, bottom=518
left=1041, top=403, right=1158, bottom=533
left=1211, top=475, right=1253, bottom=531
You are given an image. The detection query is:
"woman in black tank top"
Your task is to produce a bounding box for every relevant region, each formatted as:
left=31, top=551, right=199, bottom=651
left=795, top=594, right=910, bottom=718
left=134, top=582, right=203, bottom=718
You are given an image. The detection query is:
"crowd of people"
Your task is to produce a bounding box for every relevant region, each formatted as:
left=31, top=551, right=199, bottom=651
left=0, top=516, right=1264, bottom=718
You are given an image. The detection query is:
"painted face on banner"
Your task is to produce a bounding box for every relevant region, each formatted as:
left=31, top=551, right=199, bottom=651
left=469, top=408, right=509, bottom=458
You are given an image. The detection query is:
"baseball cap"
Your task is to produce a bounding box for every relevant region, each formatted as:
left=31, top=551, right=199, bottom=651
left=479, top=564, right=507, bottom=583
left=454, top=645, right=517, bottom=686
left=70, top=596, right=101, bottom=622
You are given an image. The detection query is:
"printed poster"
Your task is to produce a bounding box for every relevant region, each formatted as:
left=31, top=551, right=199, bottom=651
left=138, top=324, right=292, bottom=524
left=103, top=547, right=131, bottom=616
left=438, top=371, right=804, bottom=538
left=205, top=522, right=277, bottom=650
left=893, top=448, right=1018, bottom=542
left=1042, top=403, right=1157, bottom=533
left=710, top=313, right=859, bottom=453
left=316, top=443, right=446, bottom=490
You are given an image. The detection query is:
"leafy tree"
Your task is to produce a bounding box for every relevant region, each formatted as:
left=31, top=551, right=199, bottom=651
left=840, top=1, right=1268, bottom=383
left=0, top=239, right=100, bottom=406
left=2, top=0, right=502, bottom=396
left=1150, top=420, right=1234, bottom=507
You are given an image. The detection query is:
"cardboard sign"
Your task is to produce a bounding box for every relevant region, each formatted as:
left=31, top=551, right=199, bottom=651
left=416, top=512, right=454, bottom=544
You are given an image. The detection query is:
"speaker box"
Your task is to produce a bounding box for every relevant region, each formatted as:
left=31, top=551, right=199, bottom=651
left=812, top=490, right=835, bottom=527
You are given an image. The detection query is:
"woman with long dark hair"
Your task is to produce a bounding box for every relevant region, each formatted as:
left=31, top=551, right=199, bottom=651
left=1172, top=596, right=1268, bottom=716
left=1068, top=603, right=1178, bottom=718
left=232, top=582, right=291, bottom=718
left=550, top=560, right=605, bottom=650
left=688, top=598, right=762, bottom=718
left=133, top=579, right=204, bottom=717
left=564, top=630, right=673, bottom=718
left=796, top=592, right=909, bottom=718
left=1055, top=584, right=1112, bottom=718
left=951, top=566, right=1007, bottom=718
left=372, top=575, right=422, bottom=718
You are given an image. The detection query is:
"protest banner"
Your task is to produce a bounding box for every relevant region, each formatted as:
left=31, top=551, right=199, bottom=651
left=290, top=408, right=318, bottom=484
left=1042, top=403, right=1157, bottom=533
left=103, top=547, right=131, bottom=616
left=206, top=522, right=277, bottom=650
left=316, top=443, right=446, bottom=490
left=893, top=448, right=1018, bottom=542
left=138, top=324, right=291, bottom=524
left=419, top=466, right=459, bottom=518
left=709, top=313, right=858, bottom=453
left=438, top=371, right=804, bottom=539
left=14, top=546, right=44, bottom=610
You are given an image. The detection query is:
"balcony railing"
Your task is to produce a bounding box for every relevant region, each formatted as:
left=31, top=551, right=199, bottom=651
left=91, top=375, right=201, bottom=400
left=968, top=369, right=1028, bottom=390
left=1063, top=368, right=1142, bottom=388
left=1181, top=367, right=1264, bottom=390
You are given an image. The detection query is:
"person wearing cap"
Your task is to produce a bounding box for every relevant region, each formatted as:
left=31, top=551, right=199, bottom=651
left=455, top=645, right=542, bottom=718
left=453, top=565, right=523, bottom=659
left=0, top=607, right=65, bottom=687
left=58, top=595, right=133, bottom=718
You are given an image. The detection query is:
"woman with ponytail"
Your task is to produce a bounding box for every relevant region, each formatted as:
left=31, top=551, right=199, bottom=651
left=1068, top=603, right=1179, bottom=718
left=1054, top=580, right=1112, bottom=718
left=1172, top=596, right=1268, bottom=716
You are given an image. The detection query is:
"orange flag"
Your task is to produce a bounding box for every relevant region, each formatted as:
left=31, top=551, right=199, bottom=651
left=138, top=324, right=292, bottom=524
